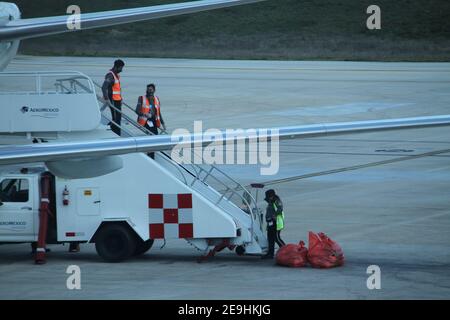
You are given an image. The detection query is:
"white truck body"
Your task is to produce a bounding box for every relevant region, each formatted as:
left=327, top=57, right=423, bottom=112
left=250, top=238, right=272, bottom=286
left=54, top=153, right=238, bottom=243
left=0, top=151, right=267, bottom=253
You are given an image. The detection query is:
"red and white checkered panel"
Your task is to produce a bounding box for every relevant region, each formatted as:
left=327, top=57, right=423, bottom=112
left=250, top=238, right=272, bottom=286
left=148, top=193, right=193, bottom=239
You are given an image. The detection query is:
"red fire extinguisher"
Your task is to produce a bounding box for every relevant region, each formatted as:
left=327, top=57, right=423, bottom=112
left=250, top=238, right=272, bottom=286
left=63, top=186, right=69, bottom=206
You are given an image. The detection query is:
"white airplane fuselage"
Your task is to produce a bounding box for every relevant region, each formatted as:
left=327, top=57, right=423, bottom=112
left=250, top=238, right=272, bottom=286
left=0, top=2, right=20, bottom=70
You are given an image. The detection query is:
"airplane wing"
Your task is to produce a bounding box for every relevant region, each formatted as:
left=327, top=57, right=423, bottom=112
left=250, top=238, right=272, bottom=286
left=0, top=0, right=264, bottom=41
left=1, top=115, right=450, bottom=166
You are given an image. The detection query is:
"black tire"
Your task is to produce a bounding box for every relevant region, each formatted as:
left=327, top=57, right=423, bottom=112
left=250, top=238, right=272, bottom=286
left=236, top=245, right=246, bottom=256
left=134, top=239, right=154, bottom=256
left=95, top=224, right=137, bottom=262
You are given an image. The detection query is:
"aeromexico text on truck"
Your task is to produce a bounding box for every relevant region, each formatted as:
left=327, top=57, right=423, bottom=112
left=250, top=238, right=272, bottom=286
left=0, top=221, right=26, bottom=226
left=21, top=106, right=60, bottom=113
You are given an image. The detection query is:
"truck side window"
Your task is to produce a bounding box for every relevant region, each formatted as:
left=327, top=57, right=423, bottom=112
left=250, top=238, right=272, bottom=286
left=0, top=179, right=29, bottom=203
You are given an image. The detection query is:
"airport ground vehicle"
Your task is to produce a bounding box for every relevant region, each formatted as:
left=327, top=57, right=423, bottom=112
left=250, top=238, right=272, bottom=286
left=0, top=72, right=267, bottom=263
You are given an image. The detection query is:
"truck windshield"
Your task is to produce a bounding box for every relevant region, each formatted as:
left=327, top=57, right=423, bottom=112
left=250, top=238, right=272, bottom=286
left=0, top=179, right=29, bottom=203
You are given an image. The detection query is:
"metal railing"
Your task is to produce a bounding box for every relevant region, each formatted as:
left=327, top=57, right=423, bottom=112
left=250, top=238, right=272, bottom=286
left=0, top=71, right=95, bottom=95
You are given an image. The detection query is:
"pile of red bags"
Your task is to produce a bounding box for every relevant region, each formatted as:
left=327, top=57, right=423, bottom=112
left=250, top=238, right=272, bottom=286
left=275, top=232, right=344, bottom=268
left=275, top=241, right=308, bottom=267
left=307, top=231, right=344, bottom=268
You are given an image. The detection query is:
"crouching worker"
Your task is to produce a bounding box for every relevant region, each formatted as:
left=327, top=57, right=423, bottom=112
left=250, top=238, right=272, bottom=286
left=262, top=189, right=286, bottom=259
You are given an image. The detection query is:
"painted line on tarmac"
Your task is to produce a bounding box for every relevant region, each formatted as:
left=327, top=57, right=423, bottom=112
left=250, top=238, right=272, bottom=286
left=10, top=60, right=450, bottom=73
left=11, top=63, right=449, bottom=83
left=337, top=210, right=450, bottom=240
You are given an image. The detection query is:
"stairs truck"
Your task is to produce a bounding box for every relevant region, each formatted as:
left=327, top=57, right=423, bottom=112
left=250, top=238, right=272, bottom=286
left=0, top=72, right=267, bottom=264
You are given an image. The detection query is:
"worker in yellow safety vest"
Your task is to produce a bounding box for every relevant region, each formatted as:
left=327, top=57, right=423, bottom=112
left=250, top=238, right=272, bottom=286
left=262, top=189, right=286, bottom=259
left=136, top=83, right=166, bottom=135
left=102, top=59, right=125, bottom=136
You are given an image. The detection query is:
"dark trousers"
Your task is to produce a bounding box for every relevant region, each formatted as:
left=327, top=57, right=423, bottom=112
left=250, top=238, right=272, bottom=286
left=145, top=123, right=158, bottom=159
left=276, top=230, right=286, bottom=247
left=145, top=123, right=158, bottom=135
left=109, top=100, right=122, bottom=136
left=267, top=223, right=285, bottom=256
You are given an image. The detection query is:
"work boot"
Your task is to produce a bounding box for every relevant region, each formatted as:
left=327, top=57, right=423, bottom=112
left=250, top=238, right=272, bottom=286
left=69, top=243, right=80, bottom=253
left=30, top=248, right=51, bottom=254
left=30, top=243, right=50, bottom=254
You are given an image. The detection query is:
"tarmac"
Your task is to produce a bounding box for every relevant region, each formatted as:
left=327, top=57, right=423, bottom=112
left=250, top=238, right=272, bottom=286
left=0, top=56, right=449, bottom=299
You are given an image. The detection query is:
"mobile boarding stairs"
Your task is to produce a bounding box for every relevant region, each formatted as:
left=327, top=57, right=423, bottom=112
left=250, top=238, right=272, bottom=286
left=0, top=71, right=268, bottom=258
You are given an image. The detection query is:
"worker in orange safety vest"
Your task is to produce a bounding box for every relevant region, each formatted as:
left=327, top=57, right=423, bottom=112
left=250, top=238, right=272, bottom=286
left=136, top=83, right=166, bottom=135
left=102, top=59, right=125, bottom=136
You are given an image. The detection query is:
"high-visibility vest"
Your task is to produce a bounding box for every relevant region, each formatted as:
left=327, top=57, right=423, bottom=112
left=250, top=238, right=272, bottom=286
left=137, top=96, right=161, bottom=127
left=109, top=71, right=122, bottom=101
left=273, top=203, right=285, bottom=231
left=137, top=96, right=151, bottom=126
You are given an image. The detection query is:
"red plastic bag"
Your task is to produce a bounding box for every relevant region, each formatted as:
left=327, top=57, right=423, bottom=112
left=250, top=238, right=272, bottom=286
left=276, top=241, right=308, bottom=267
left=307, top=232, right=344, bottom=268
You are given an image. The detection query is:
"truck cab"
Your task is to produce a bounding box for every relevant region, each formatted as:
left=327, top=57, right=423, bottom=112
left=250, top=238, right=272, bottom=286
left=0, top=169, right=40, bottom=243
